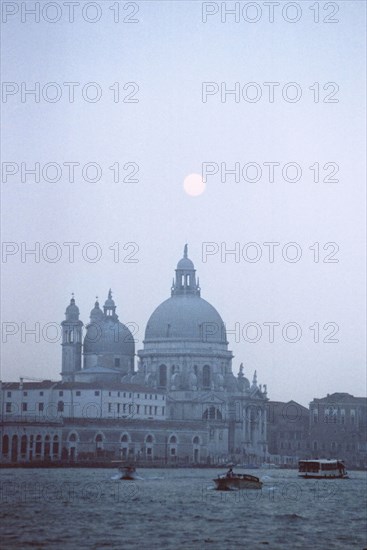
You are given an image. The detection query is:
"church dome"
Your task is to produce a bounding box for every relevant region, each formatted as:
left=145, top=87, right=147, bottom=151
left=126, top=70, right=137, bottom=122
left=177, top=257, right=194, bottom=270
left=83, top=290, right=135, bottom=356
left=84, top=317, right=135, bottom=355
left=145, top=246, right=227, bottom=344
left=65, top=297, right=80, bottom=321
left=145, top=294, right=227, bottom=343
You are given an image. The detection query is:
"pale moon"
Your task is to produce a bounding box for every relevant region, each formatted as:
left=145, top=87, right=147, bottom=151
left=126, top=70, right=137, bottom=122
left=183, top=173, right=206, bottom=196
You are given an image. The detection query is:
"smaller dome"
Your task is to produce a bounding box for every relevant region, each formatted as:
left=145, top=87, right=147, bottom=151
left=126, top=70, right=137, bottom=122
left=104, top=289, right=115, bottom=308
left=65, top=298, right=79, bottom=321
left=90, top=300, right=104, bottom=322
left=177, top=257, right=194, bottom=270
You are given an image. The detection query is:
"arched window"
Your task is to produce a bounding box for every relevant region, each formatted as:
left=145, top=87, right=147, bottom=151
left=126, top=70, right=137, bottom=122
left=146, top=435, right=154, bottom=443
left=11, top=435, right=18, bottom=462
left=2, top=435, right=9, bottom=455
left=193, top=436, right=200, bottom=445
left=20, top=435, right=27, bottom=456
left=121, top=434, right=129, bottom=443
left=57, top=401, right=64, bottom=412
left=35, top=435, right=42, bottom=455
left=159, top=364, right=167, bottom=387
left=53, top=435, right=59, bottom=456
left=203, top=365, right=211, bottom=388
left=169, top=435, right=177, bottom=444
left=44, top=435, right=51, bottom=458
left=69, top=433, right=77, bottom=442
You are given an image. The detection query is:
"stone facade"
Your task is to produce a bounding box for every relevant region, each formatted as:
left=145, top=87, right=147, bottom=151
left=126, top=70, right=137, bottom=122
left=266, top=400, right=310, bottom=466
left=309, top=393, right=367, bottom=468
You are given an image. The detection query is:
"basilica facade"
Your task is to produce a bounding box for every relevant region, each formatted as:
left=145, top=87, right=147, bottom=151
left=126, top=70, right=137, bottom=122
left=1, top=247, right=269, bottom=464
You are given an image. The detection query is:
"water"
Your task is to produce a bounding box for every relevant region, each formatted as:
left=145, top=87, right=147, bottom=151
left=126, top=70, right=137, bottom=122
left=1, top=468, right=366, bottom=549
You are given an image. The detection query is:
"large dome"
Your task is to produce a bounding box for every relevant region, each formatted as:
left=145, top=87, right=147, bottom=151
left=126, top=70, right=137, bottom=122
left=144, top=294, right=227, bottom=344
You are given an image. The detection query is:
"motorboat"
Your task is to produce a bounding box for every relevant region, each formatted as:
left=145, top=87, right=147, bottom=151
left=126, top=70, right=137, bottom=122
left=119, top=465, right=138, bottom=480
left=298, top=459, right=349, bottom=479
left=213, top=470, right=263, bottom=490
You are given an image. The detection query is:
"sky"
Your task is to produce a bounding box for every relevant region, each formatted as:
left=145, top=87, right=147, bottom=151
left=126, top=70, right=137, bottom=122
left=1, top=0, right=366, bottom=407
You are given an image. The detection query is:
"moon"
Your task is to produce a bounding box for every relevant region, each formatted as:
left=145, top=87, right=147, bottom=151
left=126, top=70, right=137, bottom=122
left=183, top=173, right=206, bottom=196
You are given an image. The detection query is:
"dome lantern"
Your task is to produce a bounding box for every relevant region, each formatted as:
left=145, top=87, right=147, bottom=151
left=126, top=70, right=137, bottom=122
left=103, top=289, right=117, bottom=319
left=172, top=244, right=200, bottom=297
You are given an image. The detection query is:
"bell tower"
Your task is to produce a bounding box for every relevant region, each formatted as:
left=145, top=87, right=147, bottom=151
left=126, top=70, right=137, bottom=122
left=61, top=295, right=83, bottom=382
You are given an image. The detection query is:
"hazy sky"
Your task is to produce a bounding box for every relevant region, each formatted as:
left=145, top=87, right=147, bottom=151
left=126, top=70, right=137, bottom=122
left=1, top=1, right=366, bottom=407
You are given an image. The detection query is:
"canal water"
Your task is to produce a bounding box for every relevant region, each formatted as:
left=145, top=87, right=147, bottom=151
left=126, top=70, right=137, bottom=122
left=0, top=468, right=366, bottom=549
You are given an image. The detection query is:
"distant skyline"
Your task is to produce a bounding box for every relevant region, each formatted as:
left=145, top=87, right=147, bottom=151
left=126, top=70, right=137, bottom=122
left=1, top=1, right=366, bottom=407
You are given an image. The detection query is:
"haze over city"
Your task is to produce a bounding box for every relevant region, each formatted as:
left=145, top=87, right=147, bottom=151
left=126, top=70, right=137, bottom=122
left=1, top=1, right=366, bottom=408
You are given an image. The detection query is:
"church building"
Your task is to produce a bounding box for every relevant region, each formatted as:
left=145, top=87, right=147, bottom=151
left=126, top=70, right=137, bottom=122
left=1, top=247, right=269, bottom=465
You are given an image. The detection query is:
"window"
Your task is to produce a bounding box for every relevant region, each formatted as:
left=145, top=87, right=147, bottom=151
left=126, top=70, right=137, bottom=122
left=117, top=392, right=120, bottom=397
left=145, top=394, right=147, bottom=399
left=162, top=407, right=165, bottom=415
left=137, top=394, right=140, bottom=398
left=114, top=358, right=120, bottom=368
left=40, top=391, right=44, bottom=396
left=154, top=406, right=157, bottom=415
left=23, top=391, right=28, bottom=396
left=2, top=435, right=9, bottom=455
left=129, top=393, right=132, bottom=398
left=6, top=402, right=12, bottom=413
left=144, top=406, right=148, bottom=414
left=159, top=364, right=167, bottom=388
left=7, top=391, right=11, bottom=398
left=76, top=391, right=81, bottom=396
left=59, top=391, right=63, bottom=397
left=150, top=395, right=152, bottom=400
left=108, top=403, right=112, bottom=412
left=155, top=395, right=157, bottom=400
left=109, top=392, right=112, bottom=397
left=136, top=405, right=140, bottom=414
left=38, top=403, right=44, bottom=412
left=123, top=393, right=126, bottom=398
left=203, top=365, right=211, bottom=388
left=22, top=402, right=27, bottom=411
left=57, top=401, right=64, bottom=412
left=95, top=391, right=100, bottom=396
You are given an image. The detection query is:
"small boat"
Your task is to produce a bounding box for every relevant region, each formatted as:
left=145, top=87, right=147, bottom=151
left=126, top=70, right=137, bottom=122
left=112, top=463, right=139, bottom=480
left=298, top=459, right=349, bottom=479
left=213, top=470, right=263, bottom=491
